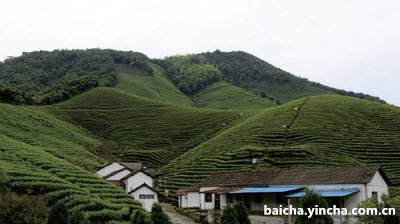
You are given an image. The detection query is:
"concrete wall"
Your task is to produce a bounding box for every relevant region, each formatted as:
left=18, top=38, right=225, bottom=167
left=130, top=186, right=158, bottom=212
left=366, top=172, right=389, bottom=201
left=125, top=171, right=153, bottom=192
left=199, top=187, right=218, bottom=210
left=96, top=162, right=124, bottom=177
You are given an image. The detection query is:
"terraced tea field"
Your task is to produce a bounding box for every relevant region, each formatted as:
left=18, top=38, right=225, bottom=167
left=58, top=87, right=252, bottom=167
left=115, top=64, right=193, bottom=107
left=191, top=82, right=276, bottom=110
left=158, top=95, right=400, bottom=192
left=0, top=102, right=142, bottom=223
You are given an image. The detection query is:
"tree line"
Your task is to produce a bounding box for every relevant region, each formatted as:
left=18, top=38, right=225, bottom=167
left=0, top=49, right=152, bottom=105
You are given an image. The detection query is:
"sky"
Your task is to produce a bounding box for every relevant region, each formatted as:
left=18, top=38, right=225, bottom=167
left=0, top=0, right=399, bottom=105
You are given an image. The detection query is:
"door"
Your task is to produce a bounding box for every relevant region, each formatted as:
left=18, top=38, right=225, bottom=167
left=215, top=194, right=221, bottom=210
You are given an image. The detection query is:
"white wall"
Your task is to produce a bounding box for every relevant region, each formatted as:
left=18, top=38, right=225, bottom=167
left=130, top=186, right=158, bottom=212
left=366, top=172, right=389, bottom=202
left=179, top=192, right=200, bottom=208
left=106, top=169, right=131, bottom=181
left=199, top=187, right=218, bottom=210
left=96, top=162, right=124, bottom=177
left=125, top=171, right=153, bottom=192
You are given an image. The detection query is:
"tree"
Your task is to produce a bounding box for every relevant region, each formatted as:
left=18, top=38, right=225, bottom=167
left=220, top=204, right=238, bottom=224
left=69, top=210, right=89, bottom=224
left=233, top=201, right=250, bottom=224
left=47, top=202, right=68, bottom=224
left=357, top=194, right=400, bottom=224
left=150, top=203, right=171, bottom=224
left=295, top=188, right=334, bottom=224
left=131, top=210, right=153, bottom=224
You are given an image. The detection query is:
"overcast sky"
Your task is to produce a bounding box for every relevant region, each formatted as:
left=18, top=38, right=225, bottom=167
left=0, top=0, right=399, bottom=105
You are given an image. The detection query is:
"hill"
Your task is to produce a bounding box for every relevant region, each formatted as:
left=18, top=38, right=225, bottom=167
left=57, top=87, right=252, bottom=167
left=190, top=81, right=276, bottom=110
left=0, top=103, right=142, bottom=223
left=0, top=49, right=151, bottom=104
left=115, top=64, right=192, bottom=107
left=200, top=50, right=386, bottom=104
left=157, top=95, right=400, bottom=192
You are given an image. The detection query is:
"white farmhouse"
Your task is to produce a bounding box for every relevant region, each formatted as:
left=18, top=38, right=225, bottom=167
left=96, top=161, right=158, bottom=211
left=177, top=166, right=390, bottom=224
left=129, top=183, right=159, bottom=212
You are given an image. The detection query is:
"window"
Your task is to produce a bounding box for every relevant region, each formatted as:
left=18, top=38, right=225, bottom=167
left=253, top=195, right=262, bottom=204
left=205, top=193, right=212, bottom=203
left=372, top=191, right=378, bottom=198
left=139, top=194, right=155, bottom=199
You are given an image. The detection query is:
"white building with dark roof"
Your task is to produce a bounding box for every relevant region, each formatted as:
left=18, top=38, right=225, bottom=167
left=177, top=166, right=390, bottom=224
left=96, top=161, right=158, bottom=211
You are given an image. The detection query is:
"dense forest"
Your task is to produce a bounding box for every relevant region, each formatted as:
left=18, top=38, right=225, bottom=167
left=0, top=49, right=151, bottom=104
left=156, top=55, right=222, bottom=94
left=201, top=50, right=386, bottom=103
left=0, top=49, right=386, bottom=105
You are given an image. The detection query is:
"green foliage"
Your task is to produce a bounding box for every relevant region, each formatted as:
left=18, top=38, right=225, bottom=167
left=160, top=55, right=222, bottom=94
left=200, top=50, right=386, bottom=104
left=220, top=204, right=238, bottom=224
left=158, top=95, right=400, bottom=192
left=58, top=87, right=242, bottom=167
left=0, top=102, right=142, bottom=223
left=131, top=210, right=153, bottom=224
left=115, top=64, right=192, bottom=107
left=357, top=194, right=400, bottom=224
left=69, top=210, right=90, bottom=224
left=233, top=202, right=250, bottom=224
left=0, top=172, right=47, bottom=224
left=0, top=192, right=47, bottom=224
left=47, top=202, right=69, bottom=224
left=150, top=204, right=171, bottom=224
left=295, top=188, right=333, bottom=224
left=0, top=49, right=152, bottom=104
left=0, top=85, right=26, bottom=104
left=191, top=81, right=275, bottom=110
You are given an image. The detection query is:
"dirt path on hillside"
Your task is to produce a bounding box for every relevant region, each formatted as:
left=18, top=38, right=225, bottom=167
left=161, top=203, right=198, bottom=224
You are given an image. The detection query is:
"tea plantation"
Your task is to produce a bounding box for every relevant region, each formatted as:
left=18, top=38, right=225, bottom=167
left=0, top=103, right=142, bottom=223
left=58, top=87, right=252, bottom=167
left=157, top=95, right=400, bottom=192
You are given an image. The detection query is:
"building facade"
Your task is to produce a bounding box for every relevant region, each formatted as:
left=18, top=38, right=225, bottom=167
left=177, top=166, right=389, bottom=224
left=96, top=161, right=158, bottom=211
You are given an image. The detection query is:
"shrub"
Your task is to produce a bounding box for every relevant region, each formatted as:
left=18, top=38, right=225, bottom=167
left=295, top=188, right=334, bottom=224
left=220, top=204, right=238, bottom=224
left=131, top=210, right=153, bottom=224
left=150, top=203, right=171, bottom=224
left=0, top=189, right=47, bottom=224
left=233, top=201, right=250, bottom=224
left=47, top=202, right=69, bottom=224
left=357, top=194, right=400, bottom=224
left=69, top=210, right=89, bottom=224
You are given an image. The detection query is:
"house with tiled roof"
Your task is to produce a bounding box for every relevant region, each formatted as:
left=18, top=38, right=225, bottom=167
left=96, top=160, right=158, bottom=211
left=177, top=166, right=390, bottom=224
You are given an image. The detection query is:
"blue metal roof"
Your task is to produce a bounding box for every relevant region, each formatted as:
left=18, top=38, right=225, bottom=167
left=231, top=186, right=303, bottom=194
left=286, top=189, right=359, bottom=198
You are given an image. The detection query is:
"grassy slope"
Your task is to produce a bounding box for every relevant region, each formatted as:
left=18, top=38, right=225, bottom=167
left=58, top=87, right=252, bottom=167
left=190, top=82, right=276, bottom=110
left=158, top=95, right=400, bottom=192
left=0, top=103, right=141, bottom=223
left=253, top=80, right=332, bottom=103
left=115, top=64, right=193, bottom=107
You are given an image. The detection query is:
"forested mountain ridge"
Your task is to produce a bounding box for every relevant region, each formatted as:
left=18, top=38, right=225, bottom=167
left=0, top=49, right=151, bottom=104
left=200, top=50, right=386, bottom=104
left=0, top=49, right=386, bottom=108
